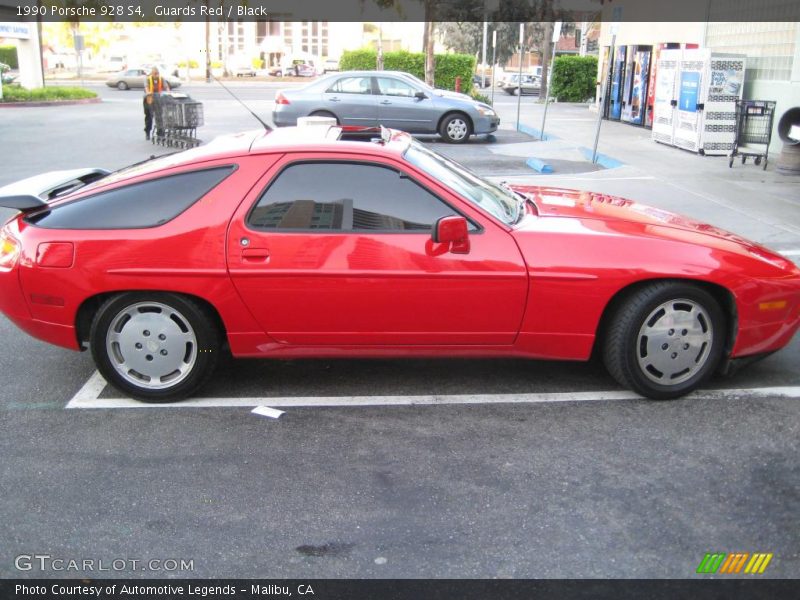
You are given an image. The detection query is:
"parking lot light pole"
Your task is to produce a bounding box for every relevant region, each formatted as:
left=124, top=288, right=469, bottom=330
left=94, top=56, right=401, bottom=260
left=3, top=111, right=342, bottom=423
left=516, top=23, right=524, bottom=131
left=592, top=30, right=617, bottom=164
left=481, top=21, right=488, bottom=88
left=539, top=21, right=562, bottom=141
left=491, top=29, right=497, bottom=106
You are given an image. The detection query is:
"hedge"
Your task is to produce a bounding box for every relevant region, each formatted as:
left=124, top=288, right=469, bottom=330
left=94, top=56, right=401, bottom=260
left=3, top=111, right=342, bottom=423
left=550, top=55, right=598, bottom=102
left=1, top=86, right=97, bottom=102
left=339, top=49, right=476, bottom=93
left=0, top=46, right=18, bottom=70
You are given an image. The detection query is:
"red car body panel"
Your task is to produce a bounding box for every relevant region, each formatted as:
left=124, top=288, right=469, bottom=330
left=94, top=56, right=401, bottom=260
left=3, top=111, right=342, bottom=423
left=1, top=128, right=799, bottom=369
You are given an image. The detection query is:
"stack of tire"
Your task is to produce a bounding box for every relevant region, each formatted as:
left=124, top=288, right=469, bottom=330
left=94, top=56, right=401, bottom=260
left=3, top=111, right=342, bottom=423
left=776, top=107, right=800, bottom=175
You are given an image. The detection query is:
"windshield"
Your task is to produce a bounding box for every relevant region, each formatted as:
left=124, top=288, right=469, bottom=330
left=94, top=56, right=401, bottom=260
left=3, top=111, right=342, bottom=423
left=404, top=141, right=521, bottom=225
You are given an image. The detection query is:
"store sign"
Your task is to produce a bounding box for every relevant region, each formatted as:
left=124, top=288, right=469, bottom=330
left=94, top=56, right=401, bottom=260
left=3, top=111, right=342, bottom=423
left=0, top=22, right=31, bottom=39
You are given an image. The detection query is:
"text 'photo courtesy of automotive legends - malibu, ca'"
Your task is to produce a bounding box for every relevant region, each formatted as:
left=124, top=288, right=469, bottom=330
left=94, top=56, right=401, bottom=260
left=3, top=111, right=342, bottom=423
left=0, top=124, right=798, bottom=403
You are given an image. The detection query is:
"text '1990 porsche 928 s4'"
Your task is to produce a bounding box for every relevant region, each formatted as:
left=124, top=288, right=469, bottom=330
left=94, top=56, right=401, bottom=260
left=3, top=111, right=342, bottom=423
left=0, top=125, right=798, bottom=402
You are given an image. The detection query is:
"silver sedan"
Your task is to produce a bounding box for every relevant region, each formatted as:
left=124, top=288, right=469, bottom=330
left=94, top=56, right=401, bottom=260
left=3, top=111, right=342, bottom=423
left=272, top=70, right=499, bottom=143
left=105, top=68, right=182, bottom=91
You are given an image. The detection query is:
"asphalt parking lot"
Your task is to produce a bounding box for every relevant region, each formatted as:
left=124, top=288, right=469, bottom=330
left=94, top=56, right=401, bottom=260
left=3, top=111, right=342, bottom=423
left=1, top=81, right=799, bottom=579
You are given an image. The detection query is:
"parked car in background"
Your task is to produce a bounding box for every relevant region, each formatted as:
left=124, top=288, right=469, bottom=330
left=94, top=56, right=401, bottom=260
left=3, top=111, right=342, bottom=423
left=0, top=62, right=16, bottom=85
left=105, top=68, right=182, bottom=90
left=272, top=70, right=499, bottom=143
left=473, top=73, right=492, bottom=88
left=323, top=58, right=340, bottom=73
left=1, top=125, right=798, bottom=402
left=270, top=57, right=321, bottom=77
left=501, top=73, right=541, bottom=95
left=234, top=64, right=257, bottom=77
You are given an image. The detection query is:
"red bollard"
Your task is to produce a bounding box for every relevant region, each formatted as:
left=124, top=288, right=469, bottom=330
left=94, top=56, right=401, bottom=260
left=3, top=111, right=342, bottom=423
left=455, top=76, right=461, bottom=93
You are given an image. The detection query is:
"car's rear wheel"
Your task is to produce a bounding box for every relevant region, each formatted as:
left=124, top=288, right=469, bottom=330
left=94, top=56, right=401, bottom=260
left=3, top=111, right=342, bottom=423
left=309, top=110, right=339, bottom=124
left=117, top=81, right=128, bottom=90
left=439, top=113, right=472, bottom=144
left=90, top=292, right=220, bottom=402
left=603, top=282, right=725, bottom=399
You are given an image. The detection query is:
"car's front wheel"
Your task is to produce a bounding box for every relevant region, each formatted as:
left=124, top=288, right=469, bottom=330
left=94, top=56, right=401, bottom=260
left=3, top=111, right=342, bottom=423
left=439, top=113, right=472, bottom=144
left=603, top=282, right=725, bottom=399
left=90, top=293, right=220, bottom=402
left=117, top=81, right=128, bottom=90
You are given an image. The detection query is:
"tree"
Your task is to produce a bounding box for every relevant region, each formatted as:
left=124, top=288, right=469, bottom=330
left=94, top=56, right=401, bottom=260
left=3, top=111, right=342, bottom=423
left=423, top=19, right=435, bottom=85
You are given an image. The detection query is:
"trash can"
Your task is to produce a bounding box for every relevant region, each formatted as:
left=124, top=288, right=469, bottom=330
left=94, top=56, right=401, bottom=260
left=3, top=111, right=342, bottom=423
left=776, top=106, right=800, bottom=175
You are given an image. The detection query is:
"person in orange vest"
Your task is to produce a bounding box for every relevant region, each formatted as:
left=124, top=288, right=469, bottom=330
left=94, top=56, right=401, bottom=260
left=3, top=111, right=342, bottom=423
left=143, top=66, right=171, bottom=140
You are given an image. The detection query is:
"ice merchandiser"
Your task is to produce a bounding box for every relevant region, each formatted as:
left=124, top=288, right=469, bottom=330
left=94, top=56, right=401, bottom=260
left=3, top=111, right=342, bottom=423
left=621, top=46, right=652, bottom=126
left=652, top=48, right=746, bottom=155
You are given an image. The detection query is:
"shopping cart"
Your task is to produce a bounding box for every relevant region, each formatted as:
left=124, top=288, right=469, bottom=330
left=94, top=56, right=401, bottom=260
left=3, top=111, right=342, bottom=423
left=729, top=100, right=776, bottom=170
left=152, top=92, right=204, bottom=149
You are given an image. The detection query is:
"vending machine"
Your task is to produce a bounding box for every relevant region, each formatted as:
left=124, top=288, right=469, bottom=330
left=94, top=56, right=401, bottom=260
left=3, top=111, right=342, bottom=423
left=608, top=46, right=627, bottom=121
left=652, top=49, right=681, bottom=146
left=651, top=49, right=745, bottom=155
left=621, top=46, right=652, bottom=126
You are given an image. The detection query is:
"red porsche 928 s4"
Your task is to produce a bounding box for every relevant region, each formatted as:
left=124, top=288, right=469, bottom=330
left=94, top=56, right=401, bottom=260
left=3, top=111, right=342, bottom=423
left=1, top=126, right=798, bottom=402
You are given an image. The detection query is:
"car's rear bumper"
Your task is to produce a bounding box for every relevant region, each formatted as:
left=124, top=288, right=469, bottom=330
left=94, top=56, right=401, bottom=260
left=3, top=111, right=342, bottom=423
left=271, top=110, right=296, bottom=127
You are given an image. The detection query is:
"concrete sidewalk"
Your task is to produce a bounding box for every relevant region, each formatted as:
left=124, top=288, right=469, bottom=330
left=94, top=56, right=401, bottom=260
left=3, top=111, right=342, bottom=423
left=489, top=99, right=800, bottom=254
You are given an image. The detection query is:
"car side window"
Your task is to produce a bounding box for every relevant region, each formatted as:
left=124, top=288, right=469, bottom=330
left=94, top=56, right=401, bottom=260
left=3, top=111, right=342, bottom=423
left=376, top=77, right=417, bottom=98
left=27, top=166, right=235, bottom=230
left=326, top=76, right=373, bottom=95
left=249, top=162, right=472, bottom=232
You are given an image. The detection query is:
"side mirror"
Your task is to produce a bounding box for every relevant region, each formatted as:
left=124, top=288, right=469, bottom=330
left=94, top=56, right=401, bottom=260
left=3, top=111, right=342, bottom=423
left=414, top=91, right=428, bottom=100
left=432, top=215, right=470, bottom=254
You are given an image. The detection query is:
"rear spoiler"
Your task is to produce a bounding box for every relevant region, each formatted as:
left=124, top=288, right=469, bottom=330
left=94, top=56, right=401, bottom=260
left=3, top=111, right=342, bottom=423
left=0, top=195, right=47, bottom=212
left=0, top=168, right=110, bottom=212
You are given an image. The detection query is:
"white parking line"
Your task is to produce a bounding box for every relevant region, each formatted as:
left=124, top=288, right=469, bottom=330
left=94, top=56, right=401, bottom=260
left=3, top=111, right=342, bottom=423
left=65, top=371, right=800, bottom=409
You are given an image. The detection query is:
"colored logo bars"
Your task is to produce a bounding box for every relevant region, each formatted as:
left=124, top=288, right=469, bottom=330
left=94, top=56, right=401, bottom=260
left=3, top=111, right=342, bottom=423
left=696, top=552, right=773, bottom=574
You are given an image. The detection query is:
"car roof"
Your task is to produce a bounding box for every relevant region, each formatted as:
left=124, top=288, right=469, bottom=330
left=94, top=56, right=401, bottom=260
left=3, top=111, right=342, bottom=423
left=84, top=127, right=413, bottom=189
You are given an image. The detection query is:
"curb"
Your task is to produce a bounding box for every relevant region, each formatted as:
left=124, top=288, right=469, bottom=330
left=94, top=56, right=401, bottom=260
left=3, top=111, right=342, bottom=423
left=517, top=123, right=559, bottom=141
left=0, top=97, right=101, bottom=108
left=578, top=147, right=625, bottom=169
left=525, top=157, right=554, bottom=174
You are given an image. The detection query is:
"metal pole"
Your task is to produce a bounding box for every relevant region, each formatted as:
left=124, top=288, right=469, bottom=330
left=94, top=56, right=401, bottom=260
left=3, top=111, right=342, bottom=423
left=516, top=23, right=524, bottom=131
left=539, top=42, right=557, bottom=140
left=490, top=29, right=497, bottom=106
left=592, top=33, right=616, bottom=164
left=205, top=16, right=211, bottom=83
left=481, top=21, right=488, bottom=88
left=540, top=21, right=561, bottom=140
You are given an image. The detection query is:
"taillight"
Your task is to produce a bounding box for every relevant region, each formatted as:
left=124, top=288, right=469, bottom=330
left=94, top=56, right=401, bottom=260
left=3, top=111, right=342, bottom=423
left=0, top=230, right=20, bottom=269
left=275, top=92, right=290, bottom=105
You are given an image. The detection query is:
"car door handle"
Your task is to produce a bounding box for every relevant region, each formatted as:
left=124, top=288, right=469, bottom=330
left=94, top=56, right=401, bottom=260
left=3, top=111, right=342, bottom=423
left=380, top=100, right=392, bottom=105
left=242, top=248, right=270, bottom=262
left=328, top=97, right=341, bottom=102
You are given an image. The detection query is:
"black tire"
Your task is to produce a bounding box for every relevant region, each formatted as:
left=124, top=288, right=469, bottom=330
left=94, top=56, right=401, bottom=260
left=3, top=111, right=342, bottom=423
left=602, top=282, right=725, bottom=400
left=309, top=110, right=339, bottom=124
left=117, top=81, right=128, bottom=90
left=439, top=113, right=472, bottom=144
left=90, top=292, right=221, bottom=402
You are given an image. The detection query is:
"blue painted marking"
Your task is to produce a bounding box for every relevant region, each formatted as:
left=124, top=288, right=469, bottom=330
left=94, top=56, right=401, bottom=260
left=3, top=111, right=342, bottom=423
left=526, top=157, right=554, bottom=173
left=578, top=147, right=625, bottom=169
left=517, top=124, right=559, bottom=141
